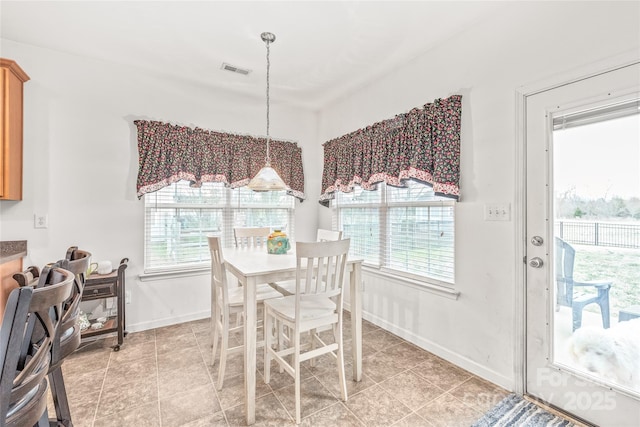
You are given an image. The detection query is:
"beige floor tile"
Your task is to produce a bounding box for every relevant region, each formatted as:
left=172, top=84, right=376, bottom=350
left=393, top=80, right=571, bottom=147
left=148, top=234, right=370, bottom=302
left=93, top=402, right=160, bottom=427
left=344, top=384, right=411, bottom=426
left=53, top=314, right=512, bottom=427
left=157, top=345, right=206, bottom=372
left=156, top=330, right=199, bottom=354
left=224, top=392, right=294, bottom=426
left=96, top=374, right=158, bottom=419
left=361, top=328, right=404, bottom=349
left=155, top=322, right=194, bottom=338
left=180, top=411, right=228, bottom=427
left=105, top=354, right=157, bottom=384
left=314, top=365, right=377, bottom=399
left=273, top=376, right=339, bottom=421
left=416, top=393, right=482, bottom=427
left=125, top=329, right=156, bottom=345
left=67, top=390, right=100, bottom=427
left=109, top=340, right=157, bottom=364
left=159, top=384, right=222, bottom=426
left=157, top=362, right=212, bottom=399
left=378, top=370, right=445, bottom=411
left=392, top=412, right=433, bottom=426
left=300, top=401, right=364, bottom=426
left=361, top=350, right=406, bottom=383
left=61, top=367, right=107, bottom=402
left=186, top=317, right=212, bottom=331
left=448, top=376, right=509, bottom=413
left=411, top=357, right=473, bottom=391
left=216, top=371, right=273, bottom=410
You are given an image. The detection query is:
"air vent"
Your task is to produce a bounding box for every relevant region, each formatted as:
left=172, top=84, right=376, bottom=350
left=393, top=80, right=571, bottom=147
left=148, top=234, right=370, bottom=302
left=221, top=63, right=251, bottom=75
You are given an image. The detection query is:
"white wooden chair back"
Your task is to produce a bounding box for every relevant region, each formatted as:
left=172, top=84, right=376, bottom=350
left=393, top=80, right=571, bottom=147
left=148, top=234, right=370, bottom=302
left=316, top=229, right=343, bottom=242
left=233, top=227, right=270, bottom=248
left=208, top=236, right=229, bottom=309
left=294, top=239, right=350, bottom=314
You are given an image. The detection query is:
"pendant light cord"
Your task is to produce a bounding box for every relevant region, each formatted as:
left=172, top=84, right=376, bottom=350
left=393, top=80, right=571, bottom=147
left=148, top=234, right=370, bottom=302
left=265, top=37, right=271, bottom=166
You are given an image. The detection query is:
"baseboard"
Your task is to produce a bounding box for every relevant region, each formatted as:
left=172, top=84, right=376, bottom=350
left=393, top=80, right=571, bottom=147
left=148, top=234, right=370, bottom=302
left=126, top=310, right=210, bottom=333
left=344, top=302, right=514, bottom=391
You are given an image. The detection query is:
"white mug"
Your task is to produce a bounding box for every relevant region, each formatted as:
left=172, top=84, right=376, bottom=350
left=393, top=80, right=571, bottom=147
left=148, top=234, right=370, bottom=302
left=97, top=260, right=113, bottom=275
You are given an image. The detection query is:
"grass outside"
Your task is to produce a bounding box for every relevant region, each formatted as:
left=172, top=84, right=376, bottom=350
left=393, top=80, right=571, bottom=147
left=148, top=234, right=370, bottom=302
left=571, top=244, right=640, bottom=319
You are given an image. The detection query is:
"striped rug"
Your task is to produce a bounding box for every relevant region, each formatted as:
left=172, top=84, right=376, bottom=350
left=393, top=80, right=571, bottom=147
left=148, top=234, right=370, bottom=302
left=472, top=394, right=576, bottom=427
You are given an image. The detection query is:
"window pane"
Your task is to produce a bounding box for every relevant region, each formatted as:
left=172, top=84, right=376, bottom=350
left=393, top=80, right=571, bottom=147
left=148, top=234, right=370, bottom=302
left=334, top=181, right=456, bottom=285
left=388, top=205, right=455, bottom=282
left=340, top=207, right=380, bottom=265
left=145, top=207, right=222, bottom=270
left=233, top=208, right=291, bottom=231
left=335, top=186, right=382, bottom=205
left=145, top=181, right=294, bottom=272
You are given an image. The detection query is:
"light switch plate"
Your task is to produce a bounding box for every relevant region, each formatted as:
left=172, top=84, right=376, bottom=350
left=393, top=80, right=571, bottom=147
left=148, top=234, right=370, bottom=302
left=34, top=213, right=48, bottom=228
left=484, top=204, right=511, bottom=221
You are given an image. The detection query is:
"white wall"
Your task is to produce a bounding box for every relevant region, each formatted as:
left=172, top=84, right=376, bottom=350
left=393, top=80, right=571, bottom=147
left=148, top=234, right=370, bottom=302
left=318, top=1, right=640, bottom=389
left=0, top=39, right=320, bottom=331
left=1, top=1, right=638, bottom=393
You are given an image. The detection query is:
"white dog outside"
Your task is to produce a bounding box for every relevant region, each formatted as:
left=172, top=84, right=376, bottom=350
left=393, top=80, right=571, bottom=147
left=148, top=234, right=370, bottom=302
left=568, top=318, right=640, bottom=390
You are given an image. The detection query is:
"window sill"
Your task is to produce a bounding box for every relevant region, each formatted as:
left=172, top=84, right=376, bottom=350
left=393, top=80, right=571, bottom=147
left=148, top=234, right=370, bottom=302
left=139, top=267, right=210, bottom=282
left=362, top=266, right=460, bottom=300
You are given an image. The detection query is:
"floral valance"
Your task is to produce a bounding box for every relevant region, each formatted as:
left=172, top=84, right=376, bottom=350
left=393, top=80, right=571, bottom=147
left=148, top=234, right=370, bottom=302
left=134, top=120, right=305, bottom=201
left=319, top=95, right=461, bottom=206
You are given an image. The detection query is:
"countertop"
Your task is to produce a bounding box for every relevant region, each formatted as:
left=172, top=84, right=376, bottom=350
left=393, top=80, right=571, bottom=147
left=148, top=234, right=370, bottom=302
left=0, top=240, right=27, bottom=264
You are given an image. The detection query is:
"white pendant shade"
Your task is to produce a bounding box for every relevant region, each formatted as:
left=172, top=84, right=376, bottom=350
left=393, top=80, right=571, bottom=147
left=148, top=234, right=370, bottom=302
left=247, top=164, right=288, bottom=191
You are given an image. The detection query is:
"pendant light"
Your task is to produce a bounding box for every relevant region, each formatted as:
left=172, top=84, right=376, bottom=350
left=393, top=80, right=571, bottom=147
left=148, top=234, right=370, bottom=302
left=247, top=32, right=288, bottom=192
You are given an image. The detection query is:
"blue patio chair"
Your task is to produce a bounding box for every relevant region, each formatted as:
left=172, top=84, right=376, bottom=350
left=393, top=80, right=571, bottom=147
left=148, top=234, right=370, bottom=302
left=555, top=237, right=612, bottom=331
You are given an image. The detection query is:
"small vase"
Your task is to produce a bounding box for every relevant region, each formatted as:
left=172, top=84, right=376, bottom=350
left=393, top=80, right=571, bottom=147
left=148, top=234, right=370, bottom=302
left=267, top=230, right=290, bottom=254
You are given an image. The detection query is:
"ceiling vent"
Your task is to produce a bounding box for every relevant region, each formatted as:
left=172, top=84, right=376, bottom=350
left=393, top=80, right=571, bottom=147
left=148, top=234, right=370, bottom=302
left=221, top=63, right=251, bottom=75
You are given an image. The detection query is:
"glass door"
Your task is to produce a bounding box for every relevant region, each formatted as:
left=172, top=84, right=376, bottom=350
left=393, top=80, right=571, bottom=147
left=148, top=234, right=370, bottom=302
left=525, top=63, right=640, bottom=426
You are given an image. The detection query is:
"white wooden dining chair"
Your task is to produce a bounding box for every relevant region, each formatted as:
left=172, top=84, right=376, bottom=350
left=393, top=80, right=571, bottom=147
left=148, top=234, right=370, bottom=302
left=207, top=236, right=284, bottom=390
left=316, top=228, right=343, bottom=242
left=233, top=226, right=271, bottom=248
left=263, top=239, right=350, bottom=424
left=273, top=229, right=344, bottom=296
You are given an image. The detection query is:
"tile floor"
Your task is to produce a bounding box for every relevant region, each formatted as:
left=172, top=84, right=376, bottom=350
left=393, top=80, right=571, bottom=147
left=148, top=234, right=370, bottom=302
left=54, top=312, right=513, bottom=426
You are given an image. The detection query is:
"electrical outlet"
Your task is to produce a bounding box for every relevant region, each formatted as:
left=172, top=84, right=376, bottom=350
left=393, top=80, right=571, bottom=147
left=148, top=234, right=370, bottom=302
left=126, top=290, right=132, bottom=304
left=34, top=213, right=48, bottom=229
left=484, top=204, right=511, bottom=221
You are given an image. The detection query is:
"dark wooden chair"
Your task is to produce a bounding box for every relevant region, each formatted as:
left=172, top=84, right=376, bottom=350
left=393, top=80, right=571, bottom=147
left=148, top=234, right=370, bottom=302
left=11, top=247, right=91, bottom=426
left=555, top=237, right=612, bottom=331
left=48, top=247, right=91, bottom=426
left=0, top=266, right=74, bottom=427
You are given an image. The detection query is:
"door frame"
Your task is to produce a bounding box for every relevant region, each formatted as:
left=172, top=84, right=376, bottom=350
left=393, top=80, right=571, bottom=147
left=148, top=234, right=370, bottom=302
left=514, top=51, right=640, bottom=398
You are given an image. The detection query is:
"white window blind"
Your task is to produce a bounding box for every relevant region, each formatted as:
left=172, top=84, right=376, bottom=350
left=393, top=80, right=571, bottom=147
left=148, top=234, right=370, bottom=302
left=333, top=181, right=455, bottom=284
left=144, top=181, right=294, bottom=273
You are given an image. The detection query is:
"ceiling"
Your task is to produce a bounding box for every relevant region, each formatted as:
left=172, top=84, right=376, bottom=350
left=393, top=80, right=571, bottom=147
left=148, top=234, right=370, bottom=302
left=1, top=1, right=500, bottom=110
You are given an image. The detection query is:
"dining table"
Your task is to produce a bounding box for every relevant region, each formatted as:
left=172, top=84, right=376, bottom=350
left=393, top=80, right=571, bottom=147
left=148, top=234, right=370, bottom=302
left=222, top=246, right=363, bottom=425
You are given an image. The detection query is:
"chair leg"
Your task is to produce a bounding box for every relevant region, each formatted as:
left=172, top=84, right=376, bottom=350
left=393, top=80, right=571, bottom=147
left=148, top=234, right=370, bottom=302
left=294, top=330, right=301, bottom=425
left=309, top=328, right=317, bottom=368
left=598, top=290, right=611, bottom=329
left=217, top=311, right=229, bottom=390
left=211, top=307, right=220, bottom=367
left=49, top=367, right=73, bottom=426
left=572, top=306, right=583, bottom=332
left=334, top=321, right=348, bottom=402
left=278, top=322, right=285, bottom=374
left=264, top=308, right=272, bottom=384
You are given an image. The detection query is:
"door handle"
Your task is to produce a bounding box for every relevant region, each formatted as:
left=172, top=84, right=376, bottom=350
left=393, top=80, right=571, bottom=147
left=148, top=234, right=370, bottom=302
left=529, top=257, right=544, bottom=268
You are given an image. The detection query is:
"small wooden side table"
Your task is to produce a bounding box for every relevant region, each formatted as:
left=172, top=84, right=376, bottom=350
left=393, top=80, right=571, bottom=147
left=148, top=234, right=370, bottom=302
left=81, top=258, right=128, bottom=351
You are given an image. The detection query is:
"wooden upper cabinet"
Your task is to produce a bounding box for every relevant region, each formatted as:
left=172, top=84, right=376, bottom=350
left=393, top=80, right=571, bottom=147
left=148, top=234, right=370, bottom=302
left=0, top=58, right=29, bottom=201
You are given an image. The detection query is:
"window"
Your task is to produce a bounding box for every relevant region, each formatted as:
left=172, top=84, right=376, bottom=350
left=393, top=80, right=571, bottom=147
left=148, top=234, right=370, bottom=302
left=144, top=181, right=294, bottom=273
left=333, top=180, right=455, bottom=284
